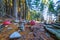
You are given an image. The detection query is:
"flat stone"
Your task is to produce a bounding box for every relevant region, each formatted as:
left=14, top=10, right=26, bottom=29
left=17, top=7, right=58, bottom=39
left=10, top=31, right=21, bottom=39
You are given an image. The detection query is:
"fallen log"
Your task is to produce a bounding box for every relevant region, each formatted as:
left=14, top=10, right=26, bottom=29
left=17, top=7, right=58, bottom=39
left=44, top=25, right=60, bottom=40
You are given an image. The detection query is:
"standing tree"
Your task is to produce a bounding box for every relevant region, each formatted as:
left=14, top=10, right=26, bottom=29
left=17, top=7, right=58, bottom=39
left=48, top=0, right=55, bottom=14
left=13, top=0, right=19, bottom=22
left=26, top=0, right=44, bottom=21
left=48, top=0, right=56, bottom=23
left=0, top=0, right=5, bottom=17
left=56, top=0, right=60, bottom=23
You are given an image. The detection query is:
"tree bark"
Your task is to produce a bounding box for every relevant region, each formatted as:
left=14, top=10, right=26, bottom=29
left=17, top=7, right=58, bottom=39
left=0, top=0, right=5, bottom=17
left=13, top=0, right=18, bottom=19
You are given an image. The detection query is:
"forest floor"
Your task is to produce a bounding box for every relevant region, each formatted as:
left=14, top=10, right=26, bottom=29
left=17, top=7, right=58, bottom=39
left=0, top=18, right=55, bottom=40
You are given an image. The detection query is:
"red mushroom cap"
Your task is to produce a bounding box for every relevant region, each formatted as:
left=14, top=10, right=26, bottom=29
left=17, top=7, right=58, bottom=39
left=30, top=20, right=35, bottom=26
left=3, top=20, right=11, bottom=25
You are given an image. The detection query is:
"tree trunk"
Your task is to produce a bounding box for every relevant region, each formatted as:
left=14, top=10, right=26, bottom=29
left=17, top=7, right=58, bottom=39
left=13, top=0, right=19, bottom=22
left=13, top=0, right=18, bottom=19
left=25, top=0, right=28, bottom=20
left=0, top=0, right=5, bottom=17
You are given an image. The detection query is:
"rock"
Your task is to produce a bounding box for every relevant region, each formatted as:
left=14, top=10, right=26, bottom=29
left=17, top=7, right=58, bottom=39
left=10, top=31, right=21, bottom=39
left=8, top=27, right=12, bottom=30
left=14, top=19, right=19, bottom=23
left=0, top=20, right=3, bottom=23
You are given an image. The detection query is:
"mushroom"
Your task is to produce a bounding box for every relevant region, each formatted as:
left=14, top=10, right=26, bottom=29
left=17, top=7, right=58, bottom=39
left=30, top=20, right=35, bottom=26
left=3, top=20, right=11, bottom=27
